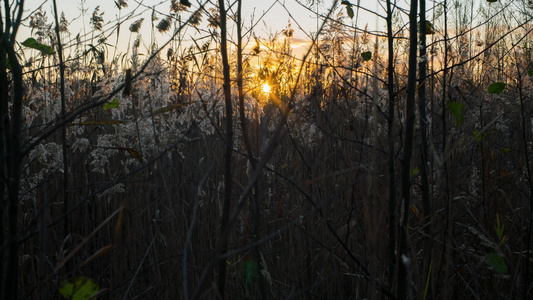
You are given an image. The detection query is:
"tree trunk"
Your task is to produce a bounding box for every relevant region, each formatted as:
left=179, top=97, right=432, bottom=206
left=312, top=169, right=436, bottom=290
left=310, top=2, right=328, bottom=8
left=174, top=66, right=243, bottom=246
left=217, top=0, right=234, bottom=298
left=396, top=0, right=418, bottom=298
left=418, top=0, right=434, bottom=298
left=385, top=0, right=397, bottom=295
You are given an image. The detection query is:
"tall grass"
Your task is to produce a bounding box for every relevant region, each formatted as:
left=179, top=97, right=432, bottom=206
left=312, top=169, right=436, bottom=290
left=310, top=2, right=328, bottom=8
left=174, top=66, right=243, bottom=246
left=3, top=0, right=533, bottom=299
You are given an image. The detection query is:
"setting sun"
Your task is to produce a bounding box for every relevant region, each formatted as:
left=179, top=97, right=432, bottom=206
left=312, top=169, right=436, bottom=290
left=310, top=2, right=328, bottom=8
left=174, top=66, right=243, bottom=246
left=262, top=83, right=271, bottom=93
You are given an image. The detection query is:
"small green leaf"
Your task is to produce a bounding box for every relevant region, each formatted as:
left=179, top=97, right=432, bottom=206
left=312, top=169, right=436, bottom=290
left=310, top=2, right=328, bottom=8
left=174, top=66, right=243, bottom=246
left=423, top=263, right=432, bottom=300
left=425, top=21, right=435, bottom=34
left=528, top=69, right=533, bottom=76
left=473, top=130, right=485, bottom=141
left=180, top=0, right=191, bottom=7
left=59, top=276, right=99, bottom=300
left=488, top=82, right=506, bottom=94
left=361, top=51, right=372, bottom=61
left=486, top=253, right=508, bottom=274
left=448, top=101, right=464, bottom=127
left=411, top=168, right=419, bottom=177
left=103, top=99, right=119, bottom=110
left=244, top=261, right=258, bottom=286
left=418, top=21, right=436, bottom=34
left=21, top=38, right=54, bottom=55
left=503, top=147, right=512, bottom=154
left=345, top=6, right=354, bottom=18
left=341, top=1, right=354, bottom=19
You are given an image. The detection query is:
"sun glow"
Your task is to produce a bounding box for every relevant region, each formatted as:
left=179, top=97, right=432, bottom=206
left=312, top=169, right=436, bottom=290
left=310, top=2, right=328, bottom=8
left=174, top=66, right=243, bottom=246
left=262, top=83, right=271, bottom=94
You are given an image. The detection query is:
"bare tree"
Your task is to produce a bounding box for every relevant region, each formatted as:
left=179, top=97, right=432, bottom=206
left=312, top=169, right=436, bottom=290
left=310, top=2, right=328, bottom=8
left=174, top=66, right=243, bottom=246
left=1, top=1, right=25, bottom=299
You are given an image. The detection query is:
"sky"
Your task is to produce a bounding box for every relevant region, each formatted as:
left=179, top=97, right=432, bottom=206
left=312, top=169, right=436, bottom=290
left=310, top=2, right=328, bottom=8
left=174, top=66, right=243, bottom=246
left=16, top=0, right=383, bottom=59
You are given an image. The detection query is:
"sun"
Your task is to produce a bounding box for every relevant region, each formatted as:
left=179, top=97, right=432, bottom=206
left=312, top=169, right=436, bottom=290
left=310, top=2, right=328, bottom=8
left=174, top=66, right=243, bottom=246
left=262, top=83, right=271, bottom=93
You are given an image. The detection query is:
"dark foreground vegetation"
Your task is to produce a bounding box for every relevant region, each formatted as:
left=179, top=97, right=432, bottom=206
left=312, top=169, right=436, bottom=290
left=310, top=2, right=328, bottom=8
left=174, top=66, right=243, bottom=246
left=2, top=0, right=533, bottom=299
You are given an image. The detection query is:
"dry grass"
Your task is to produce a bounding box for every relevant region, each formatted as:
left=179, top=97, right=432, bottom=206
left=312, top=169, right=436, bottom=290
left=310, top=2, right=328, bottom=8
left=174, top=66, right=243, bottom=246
left=5, top=2, right=533, bottom=300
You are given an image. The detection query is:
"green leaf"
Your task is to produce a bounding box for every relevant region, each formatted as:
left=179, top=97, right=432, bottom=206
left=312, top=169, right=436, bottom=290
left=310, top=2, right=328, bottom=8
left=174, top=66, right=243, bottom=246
left=103, top=99, right=119, bottom=110
left=425, top=21, right=435, bottom=34
left=472, top=130, right=485, bottom=141
left=411, top=168, right=419, bottom=177
left=528, top=69, right=533, bottom=76
left=418, top=21, right=436, bottom=34
left=488, top=82, right=506, bottom=94
left=6, top=57, right=11, bottom=70
left=341, top=1, right=354, bottom=19
left=180, top=0, right=191, bottom=7
left=423, top=263, right=432, bottom=300
left=21, top=38, right=54, bottom=55
left=486, top=253, right=508, bottom=274
left=59, top=276, right=99, bottom=300
left=345, top=6, right=354, bottom=18
left=503, top=147, right=512, bottom=154
left=361, top=51, right=372, bottom=61
left=244, top=261, right=258, bottom=286
left=448, top=101, right=464, bottom=127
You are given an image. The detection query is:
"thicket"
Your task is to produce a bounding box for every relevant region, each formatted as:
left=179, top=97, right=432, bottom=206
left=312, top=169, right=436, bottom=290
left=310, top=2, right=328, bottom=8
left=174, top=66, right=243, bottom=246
left=2, top=0, right=533, bottom=299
